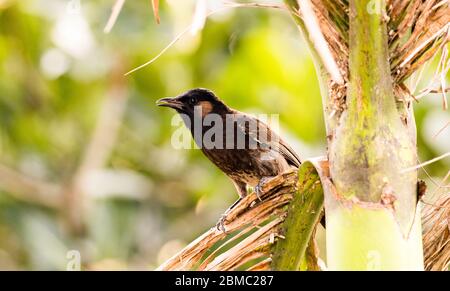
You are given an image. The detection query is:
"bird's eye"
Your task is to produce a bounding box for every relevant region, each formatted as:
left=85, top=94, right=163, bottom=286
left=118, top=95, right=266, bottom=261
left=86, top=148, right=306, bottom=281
left=189, top=97, right=197, bottom=105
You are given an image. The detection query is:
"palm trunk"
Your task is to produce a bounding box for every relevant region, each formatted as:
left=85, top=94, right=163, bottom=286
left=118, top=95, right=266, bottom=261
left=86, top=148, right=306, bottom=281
left=284, top=0, right=424, bottom=270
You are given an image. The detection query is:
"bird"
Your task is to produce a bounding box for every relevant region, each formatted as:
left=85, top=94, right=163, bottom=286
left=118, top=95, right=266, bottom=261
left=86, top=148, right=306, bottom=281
left=157, top=88, right=301, bottom=231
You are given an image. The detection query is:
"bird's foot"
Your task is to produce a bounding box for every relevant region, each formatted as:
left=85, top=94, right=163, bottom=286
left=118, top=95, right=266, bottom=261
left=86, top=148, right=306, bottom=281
left=216, top=214, right=228, bottom=233
left=254, top=184, right=263, bottom=201
left=254, top=177, right=270, bottom=201
left=215, top=197, right=242, bottom=233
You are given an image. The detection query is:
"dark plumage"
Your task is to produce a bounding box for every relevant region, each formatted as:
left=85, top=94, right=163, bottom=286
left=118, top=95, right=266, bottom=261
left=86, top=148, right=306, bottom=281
left=157, top=88, right=301, bottom=229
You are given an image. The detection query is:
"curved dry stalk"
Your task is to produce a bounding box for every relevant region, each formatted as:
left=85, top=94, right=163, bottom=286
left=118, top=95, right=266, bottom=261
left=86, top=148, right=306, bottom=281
left=297, top=0, right=345, bottom=85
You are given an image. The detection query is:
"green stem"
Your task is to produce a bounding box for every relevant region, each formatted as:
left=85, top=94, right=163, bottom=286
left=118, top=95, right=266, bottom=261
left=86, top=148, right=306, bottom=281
left=284, top=0, right=424, bottom=270
left=271, top=161, right=324, bottom=270
left=327, top=0, right=423, bottom=270
left=330, top=0, right=418, bottom=230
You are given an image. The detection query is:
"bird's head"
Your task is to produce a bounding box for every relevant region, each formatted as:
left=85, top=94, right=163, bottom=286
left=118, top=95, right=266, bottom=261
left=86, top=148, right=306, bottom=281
left=156, top=88, right=230, bottom=118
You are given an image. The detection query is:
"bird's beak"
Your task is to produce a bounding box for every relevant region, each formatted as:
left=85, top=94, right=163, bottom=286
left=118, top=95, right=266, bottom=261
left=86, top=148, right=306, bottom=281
left=156, top=97, right=183, bottom=111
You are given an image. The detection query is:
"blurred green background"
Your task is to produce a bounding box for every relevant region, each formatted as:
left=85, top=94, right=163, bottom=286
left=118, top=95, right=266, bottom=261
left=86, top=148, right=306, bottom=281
left=0, top=0, right=448, bottom=270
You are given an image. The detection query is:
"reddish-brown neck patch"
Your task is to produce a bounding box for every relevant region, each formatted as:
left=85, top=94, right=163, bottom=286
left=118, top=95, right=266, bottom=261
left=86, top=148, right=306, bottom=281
left=199, top=101, right=213, bottom=117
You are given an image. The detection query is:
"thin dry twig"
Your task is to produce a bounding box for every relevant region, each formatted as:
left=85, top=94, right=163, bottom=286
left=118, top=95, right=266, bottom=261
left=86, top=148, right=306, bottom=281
left=428, top=88, right=450, bottom=94
left=223, top=0, right=285, bottom=10
left=433, top=121, right=450, bottom=139
left=402, top=152, right=450, bottom=173
left=125, top=1, right=287, bottom=76
left=125, top=6, right=231, bottom=76
left=104, top=0, right=126, bottom=34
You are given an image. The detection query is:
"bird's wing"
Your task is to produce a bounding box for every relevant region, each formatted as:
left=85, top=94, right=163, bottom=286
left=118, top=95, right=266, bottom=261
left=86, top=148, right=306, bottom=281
left=234, top=113, right=301, bottom=168
left=276, top=138, right=302, bottom=168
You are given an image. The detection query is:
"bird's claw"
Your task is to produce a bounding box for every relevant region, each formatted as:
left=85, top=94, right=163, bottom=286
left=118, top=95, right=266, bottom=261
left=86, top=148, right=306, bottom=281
left=255, top=177, right=271, bottom=201
left=254, top=184, right=263, bottom=201
left=216, top=214, right=228, bottom=233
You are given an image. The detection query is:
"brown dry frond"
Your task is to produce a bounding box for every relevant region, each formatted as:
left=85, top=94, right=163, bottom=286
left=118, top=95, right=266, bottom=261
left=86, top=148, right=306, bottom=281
left=389, top=0, right=450, bottom=83
left=289, top=0, right=449, bottom=111
left=423, top=189, right=450, bottom=271
left=157, top=170, right=298, bottom=271
left=388, top=0, right=449, bottom=109
left=311, top=0, right=349, bottom=78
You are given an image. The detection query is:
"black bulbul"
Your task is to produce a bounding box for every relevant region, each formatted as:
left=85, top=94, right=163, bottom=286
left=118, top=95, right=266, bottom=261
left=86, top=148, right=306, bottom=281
left=157, top=88, right=301, bottom=230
